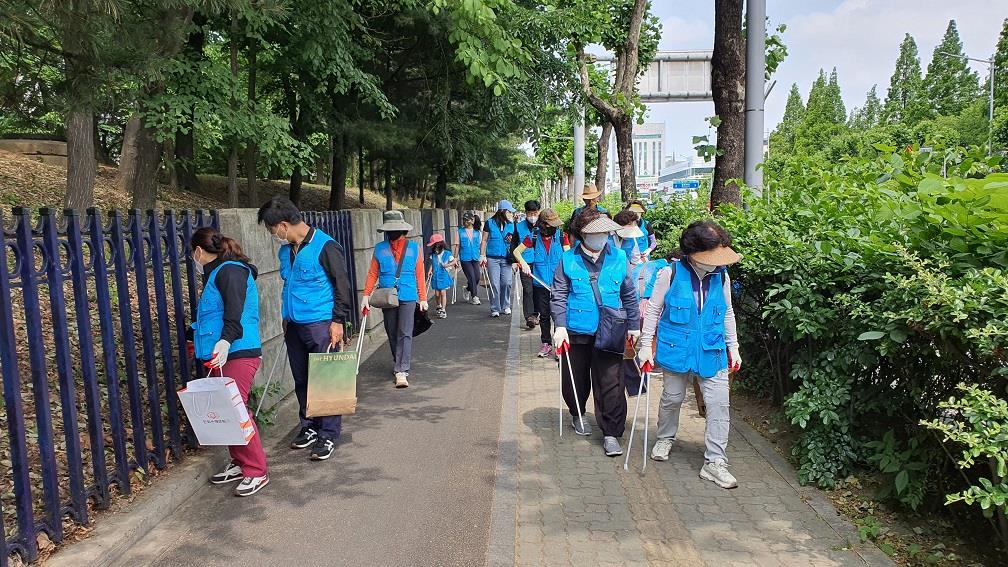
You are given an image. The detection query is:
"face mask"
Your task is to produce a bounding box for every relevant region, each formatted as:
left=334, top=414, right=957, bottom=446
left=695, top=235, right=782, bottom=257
left=387, top=231, right=405, bottom=241
left=692, top=259, right=717, bottom=273
left=504, top=212, right=515, bottom=223
left=273, top=224, right=288, bottom=245
left=526, top=215, right=539, bottom=225
left=192, top=249, right=204, bottom=275
left=583, top=233, right=609, bottom=251
left=540, top=226, right=556, bottom=237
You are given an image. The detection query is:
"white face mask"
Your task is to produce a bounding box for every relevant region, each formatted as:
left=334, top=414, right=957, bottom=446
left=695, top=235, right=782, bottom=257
left=504, top=211, right=515, bottom=223
left=691, top=259, right=717, bottom=273
left=526, top=215, right=539, bottom=225
left=192, top=248, right=205, bottom=275
left=272, top=224, right=288, bottom=245
left=583, top=233, right=609, bottom=251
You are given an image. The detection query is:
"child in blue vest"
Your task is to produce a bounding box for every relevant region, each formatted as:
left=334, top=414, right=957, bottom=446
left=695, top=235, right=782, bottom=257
left=257, top=196, right=354, bottom=462
left=512, top=208, right=569, bottom=358
left=638, top=221, right=742, bottom=489
left=427, top=233, right=458, bottom=319
left=188, top=227, right=269, bottom=496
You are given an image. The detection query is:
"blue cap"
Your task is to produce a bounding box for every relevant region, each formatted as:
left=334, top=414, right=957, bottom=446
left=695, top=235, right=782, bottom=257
left=497, top=199, right=516, bottom=213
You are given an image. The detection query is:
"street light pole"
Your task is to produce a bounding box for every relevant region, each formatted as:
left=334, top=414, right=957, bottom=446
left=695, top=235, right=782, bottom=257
left=937, top=51, right=998, bottom=156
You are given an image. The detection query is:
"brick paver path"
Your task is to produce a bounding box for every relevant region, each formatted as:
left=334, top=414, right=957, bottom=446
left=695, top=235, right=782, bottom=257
left=511, top=321, right=893, bottom=567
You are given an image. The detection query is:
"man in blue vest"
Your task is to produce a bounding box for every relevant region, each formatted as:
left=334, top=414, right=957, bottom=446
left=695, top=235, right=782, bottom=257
left=638, top=221, right=742, bottom=488
left=569, top=184, right=609, bottom=229
left=515, top=200, right=540, bottom=329
left=257, top=196, right=354, bottom=462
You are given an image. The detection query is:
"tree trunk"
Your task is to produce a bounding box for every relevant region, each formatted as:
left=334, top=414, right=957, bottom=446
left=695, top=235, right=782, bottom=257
left=64, top=109, right=97, bottom=213
left=384, top=159, right=393, bottom=211
left=118, top=115, right=141, bottom=193
left=175, top=13, right=204, bottom=193
left=435, top=166, right=448, bottom=209
left=612, top=116, right=636, bottom=201
left=711, top=0, right=745, bottom=209
left=129, top=120, right=162, bottom=211
left=358, top=147, right=365, bottom=206
left=227, top=13, right=240, bottom=207
left=595, top=121, right=612, bottom=191
left=93, top=114, right=112, bottom=165
left=245, top=41, right=258, bottom=207
left=290, top=167, right=303, bottom=206
left=328, top=134, right=347, bottom=210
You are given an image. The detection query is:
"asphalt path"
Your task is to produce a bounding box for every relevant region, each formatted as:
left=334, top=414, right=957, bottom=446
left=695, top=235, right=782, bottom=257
left=118, top=298, right=511, bottom=567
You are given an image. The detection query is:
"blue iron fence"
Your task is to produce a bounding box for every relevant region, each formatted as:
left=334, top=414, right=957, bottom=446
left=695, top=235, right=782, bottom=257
left=0, top=207, right=217, bottom=565
left=301, top=210, right=361, bottom=331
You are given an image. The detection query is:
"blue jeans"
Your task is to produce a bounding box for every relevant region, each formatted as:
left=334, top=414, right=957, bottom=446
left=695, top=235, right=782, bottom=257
left=485, top=257, right=513, bottom=313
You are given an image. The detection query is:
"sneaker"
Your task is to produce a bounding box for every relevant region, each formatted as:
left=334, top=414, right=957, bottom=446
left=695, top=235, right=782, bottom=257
left=571, top=416, right=592, bottom=436
left=525, top=316, right=536, bottom=329
left=699, top=460, right=738, bottom=489
left=437, top=308, right=447, bottom=319
left=290, top=427, right=317, bottom=449
left=210, top=461, right=242, bottom=484
left=395, top=371, right=409, bottom=388
left=537, top=343, right=553, bottom=358
left=603, top=436, right=623, bottom=457
left=490, top=311, right=500, bottom=318
left=503, top=308, right=512, bottom=315
left=470, top=296, right=481, bottom=305
left=235, top=475, right=269, bottom=496
left=310, top=438, right=335, bottom=461
left=651, top=439, right=674, bottom=461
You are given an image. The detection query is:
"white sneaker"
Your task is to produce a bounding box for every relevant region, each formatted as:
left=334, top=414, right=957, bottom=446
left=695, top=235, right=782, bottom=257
left=651, top=439, right=674, bottom=461
left=395, top=372, right=409, bottom=388
left=699, top=460, right=738, bottom=489
left=470, top=296, right=481, bottom=305
left=490, top=311, right=500, bottom=318
left=503, top=308, right=512, bottom=315
left=210, top=460, right=243, bottom=484
left=235, top=474, right=269, bottom=496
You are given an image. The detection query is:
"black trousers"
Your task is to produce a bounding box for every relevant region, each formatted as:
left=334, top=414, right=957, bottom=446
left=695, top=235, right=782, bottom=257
left=560, top=341, right=626, bottom=437
left=532, top=285, right=552, bottom=344
left=519, top=272, right=535, bottom=320
left=285, top=322, right=342, bottom=440
left=460, top=260, right=480, bottom=297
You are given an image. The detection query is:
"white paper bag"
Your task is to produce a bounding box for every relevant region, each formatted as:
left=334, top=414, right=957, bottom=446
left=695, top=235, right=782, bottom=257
left=178, top=377, right=255, bottom=446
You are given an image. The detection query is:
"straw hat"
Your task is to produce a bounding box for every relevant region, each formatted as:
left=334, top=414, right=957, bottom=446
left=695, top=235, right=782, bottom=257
left=580, top=216, right=623, bottom=234
left=581, top=185, right=602, bottom=201
left=426, top=233, right=445, bottom=247
left=627, top=202, right=646, bottom=214
left=690, top=246, right=741, bottom=266
left=539, top=208, right=564, bottom=227
left=377, top=210, right=413, bottom=232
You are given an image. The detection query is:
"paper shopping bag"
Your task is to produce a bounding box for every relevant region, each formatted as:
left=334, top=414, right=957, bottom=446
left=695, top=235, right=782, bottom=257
left=178, top=377, right=255, bottom=446
left=307, top=350, right=358, bottom=417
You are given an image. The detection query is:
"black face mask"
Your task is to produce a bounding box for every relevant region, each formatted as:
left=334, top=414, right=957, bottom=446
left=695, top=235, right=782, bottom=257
left=540, top=226, right=557, bottom=237
left=386, top=231, right=406, bottom=241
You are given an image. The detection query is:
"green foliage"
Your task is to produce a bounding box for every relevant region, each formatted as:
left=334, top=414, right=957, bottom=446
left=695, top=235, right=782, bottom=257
left=923, top=20, right=981, bottom=117
left=992, top=18, right=1008, bottom=110
left=882, top=34, right=932, bottom=125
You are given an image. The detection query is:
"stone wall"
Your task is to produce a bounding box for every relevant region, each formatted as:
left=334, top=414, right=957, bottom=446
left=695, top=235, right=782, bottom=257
left=0, top=139, right=68, bottom=167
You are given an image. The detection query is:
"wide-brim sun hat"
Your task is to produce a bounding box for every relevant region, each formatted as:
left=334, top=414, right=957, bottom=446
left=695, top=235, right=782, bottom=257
left=691, top=246, right=741, bottom=266
left=627, top=202, right=646, bottom=214
left=539, top=208, right=563, bottom=227
left=581, top=185, right=602, bottom=201
left=377, top=210, right=413, bottom=232
left=496, top=199, right=516, bottom=213
left=580, top=216, right=623, bottom=235
left=426, top=233, right=445, bottom=247
left=616, top=224, right=644, bottom=238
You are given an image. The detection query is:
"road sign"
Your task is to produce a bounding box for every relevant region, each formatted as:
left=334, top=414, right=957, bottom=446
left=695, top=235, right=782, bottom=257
left=672, top=179, right=700, bottom=190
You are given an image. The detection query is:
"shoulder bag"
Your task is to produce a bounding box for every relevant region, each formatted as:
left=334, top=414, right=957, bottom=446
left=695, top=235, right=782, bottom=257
left=369, top=245, right=407, bottom=309
left=588, top=271, right=629, bottom=354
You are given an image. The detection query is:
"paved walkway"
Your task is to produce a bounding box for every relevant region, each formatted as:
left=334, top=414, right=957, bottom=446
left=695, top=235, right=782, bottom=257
left=508, top=309, right=893, bottom=567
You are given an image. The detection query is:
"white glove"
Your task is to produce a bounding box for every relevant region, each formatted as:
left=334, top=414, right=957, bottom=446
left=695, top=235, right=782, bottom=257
left=209, top=339, right=230, bottom=368
left=479, top=255, right=487, bottom=266
left=552, top=326, right=569, bottom=350
left=520, top=262, right=532, bottom=276
left=419, top=300, right=429, bottom=312
left=628, top=329, right=641, bottom=343
left=636, top=340, right=655, bottom=369
left=361, top=295, right=370, bottom=312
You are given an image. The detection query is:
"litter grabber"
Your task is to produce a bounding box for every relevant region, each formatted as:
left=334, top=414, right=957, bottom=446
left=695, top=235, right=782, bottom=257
left=481, top=264, right=497, bottom=301
left=254, top=342, right=288, bottom=419
left=557, top=342, right=587, bottom=439
left=355, top=307, right=370, bottom=375
left=528, top=272, right=552, bottom=292
left=451, top=268, right=459, bottom=305
left=624, top=357, right=654, bottom=472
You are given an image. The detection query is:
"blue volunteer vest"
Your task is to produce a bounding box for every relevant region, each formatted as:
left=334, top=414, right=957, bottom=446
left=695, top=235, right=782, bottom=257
left=655, top=261, right=728, bottom=378
left=561, top=245, right=628, bottom=335
left=531, top=230, right=564, bottom=289
left=375, top=240, right=420, bottom=302
left=636, top=220, right=651, bottom=253
left=194, top=261, right=261, bottom=360
left=485, top=220, right=514, bottom=258
left=634, top=259, right=668, bottom=299
left=515, top=221, right=536, bottom=263
left=458, top=228, right=481, bottom=261
left=431, top=249, right=454, bottom=290
left=279, top=229, right=336, bottom=324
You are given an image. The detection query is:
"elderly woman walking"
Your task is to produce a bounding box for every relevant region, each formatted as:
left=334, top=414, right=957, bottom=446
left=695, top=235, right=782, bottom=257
left=638, top=220, right=742, bottom=488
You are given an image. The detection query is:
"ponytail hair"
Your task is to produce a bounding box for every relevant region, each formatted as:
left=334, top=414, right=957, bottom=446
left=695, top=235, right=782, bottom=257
left=191, top=227, right=252, bottom=264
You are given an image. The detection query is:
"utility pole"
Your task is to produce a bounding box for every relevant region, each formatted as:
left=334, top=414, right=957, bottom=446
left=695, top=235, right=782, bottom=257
left=573, top=106, right=586, bottom=204
left=938, top=51, right=998, bottom=156
left=743, top=0, right=766, bottom=190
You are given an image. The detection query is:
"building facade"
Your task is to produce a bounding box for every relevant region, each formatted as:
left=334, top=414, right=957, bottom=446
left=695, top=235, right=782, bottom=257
left=605, top=122, right=666, bottom=196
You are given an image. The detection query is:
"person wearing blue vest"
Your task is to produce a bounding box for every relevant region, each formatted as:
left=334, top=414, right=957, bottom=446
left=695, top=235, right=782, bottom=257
left=257, top=196, right=354, bottom=462
left=638, top=221, right=743, bottom=489
left=188, top=227, right=269, bottom=497
left=453, top=212, right=482, bottom=305
left=569, top=184, right=610, bottom=232
left=551, top=208, right=641, bottom=458
left=479, top=200, right=517, bottom=317
left=515, top=200, right=540, bottom=328
left=626, top=200, right=657, bottom=261
left=613, top=208, right=651, bottom=397
left=426, top=233, right=457, bottom=319
left=513, top=208, right=569, bottom=359
left=362, top=211, right=428, bottom=389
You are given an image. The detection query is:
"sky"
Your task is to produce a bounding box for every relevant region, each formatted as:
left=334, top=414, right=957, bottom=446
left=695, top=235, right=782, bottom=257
left=636, top=0, right=1007, bottom=162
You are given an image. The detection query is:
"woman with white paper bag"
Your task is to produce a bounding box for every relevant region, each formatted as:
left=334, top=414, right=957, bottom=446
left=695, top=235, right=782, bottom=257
left=183, top=227, right=269, bottom=497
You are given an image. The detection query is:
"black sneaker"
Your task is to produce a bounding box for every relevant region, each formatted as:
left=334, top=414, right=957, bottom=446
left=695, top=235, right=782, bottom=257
left=291, top=427, right=317, bottom=449
left=310, top=438, right=335, bottom=461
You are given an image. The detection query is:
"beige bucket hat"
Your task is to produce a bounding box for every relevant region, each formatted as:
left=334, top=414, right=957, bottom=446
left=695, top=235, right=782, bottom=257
left=377, top=210, right=413, bottom=232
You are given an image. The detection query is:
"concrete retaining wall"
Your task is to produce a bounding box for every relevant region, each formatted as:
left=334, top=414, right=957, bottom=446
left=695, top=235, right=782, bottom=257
left=0, top=139, right=68, bottom=167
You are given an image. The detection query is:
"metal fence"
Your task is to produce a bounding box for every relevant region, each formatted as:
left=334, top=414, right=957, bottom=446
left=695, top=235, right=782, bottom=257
left=0, top=207, right=217, bottom=565
left=301, top=210, right=360, bottom=331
